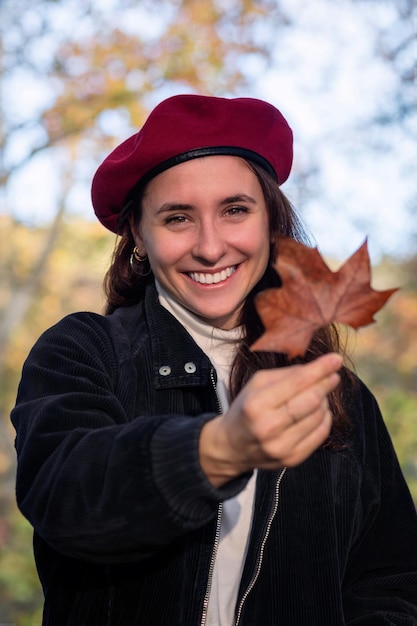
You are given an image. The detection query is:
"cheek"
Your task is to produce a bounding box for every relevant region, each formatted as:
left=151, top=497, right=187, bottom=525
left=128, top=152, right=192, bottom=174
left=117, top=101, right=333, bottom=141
left=143, top=233, right=188, bottom=267
left=250, top=232, right=271, bottom=275
left=241, top=227, right=270, bottom=259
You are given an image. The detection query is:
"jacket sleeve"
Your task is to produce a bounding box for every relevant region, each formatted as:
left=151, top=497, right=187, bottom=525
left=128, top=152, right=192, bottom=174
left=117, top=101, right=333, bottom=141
left=343, top=382, right=417, bottom=624
left=11, top=313, right=248, bottom=564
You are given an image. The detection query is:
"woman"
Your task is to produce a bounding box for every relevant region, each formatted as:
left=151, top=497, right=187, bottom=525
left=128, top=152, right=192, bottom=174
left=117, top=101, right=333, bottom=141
left=11, top=94, right=417, bottom=625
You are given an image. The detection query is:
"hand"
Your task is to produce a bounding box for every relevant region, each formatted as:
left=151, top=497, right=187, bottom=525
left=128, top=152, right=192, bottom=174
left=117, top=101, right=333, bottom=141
left=199, top=353, right=343, bottom=487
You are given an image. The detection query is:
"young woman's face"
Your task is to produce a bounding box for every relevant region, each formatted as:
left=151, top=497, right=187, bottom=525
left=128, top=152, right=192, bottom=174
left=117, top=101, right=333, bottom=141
left=131, top=155, right=270, bottom=329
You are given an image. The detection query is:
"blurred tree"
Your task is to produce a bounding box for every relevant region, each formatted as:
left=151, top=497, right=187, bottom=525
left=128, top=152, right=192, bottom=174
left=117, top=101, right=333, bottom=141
left=0, top=503, right=43, bottom=624
left=350, top=0, right=417, bottom=232
left=352, top=0, right=416, bottom=133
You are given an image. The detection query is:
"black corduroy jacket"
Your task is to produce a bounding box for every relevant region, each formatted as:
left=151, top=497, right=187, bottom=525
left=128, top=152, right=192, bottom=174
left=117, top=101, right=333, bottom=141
left=11, top=284, right=417, bottom=625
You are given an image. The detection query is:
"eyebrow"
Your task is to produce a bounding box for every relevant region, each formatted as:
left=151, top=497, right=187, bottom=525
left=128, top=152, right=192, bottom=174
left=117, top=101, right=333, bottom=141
left=220, top=194, right=257, bottom=205
left=156, top=194, right=257, bottom=214
left=156, top=203, right=194, bottom=214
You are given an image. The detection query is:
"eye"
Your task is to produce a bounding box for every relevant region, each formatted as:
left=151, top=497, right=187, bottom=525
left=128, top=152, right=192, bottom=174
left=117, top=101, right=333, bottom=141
left=225, top=205, right=250, bottom=217
left=164, top=214, right=190, bottom=225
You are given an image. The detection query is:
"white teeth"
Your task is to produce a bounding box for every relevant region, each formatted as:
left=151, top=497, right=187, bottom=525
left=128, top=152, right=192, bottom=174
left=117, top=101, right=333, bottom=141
left=189, top=266, right=236, bottom=284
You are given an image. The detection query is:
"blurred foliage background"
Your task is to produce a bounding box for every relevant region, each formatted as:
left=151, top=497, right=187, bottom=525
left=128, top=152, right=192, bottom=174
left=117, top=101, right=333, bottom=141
left=0, top=0, right=416, bottom=622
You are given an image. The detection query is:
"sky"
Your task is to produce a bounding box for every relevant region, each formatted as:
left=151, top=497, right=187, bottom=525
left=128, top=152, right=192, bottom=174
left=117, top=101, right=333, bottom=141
left=2, top=0, right=416, bottom=266
left=254, top=0, right=416, bottom=263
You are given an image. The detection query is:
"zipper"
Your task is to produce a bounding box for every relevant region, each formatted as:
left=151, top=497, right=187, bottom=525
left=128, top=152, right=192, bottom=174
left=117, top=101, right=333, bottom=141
left=200, top=368, right=224, bottom=626
left=209, top=367, right=222, bottom=415
left=234, top=467, right=287, bottom=626
left=200, top=502, right=223, bottom=626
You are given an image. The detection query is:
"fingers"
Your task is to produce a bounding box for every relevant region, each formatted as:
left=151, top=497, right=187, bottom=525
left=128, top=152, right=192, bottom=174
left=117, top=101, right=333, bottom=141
left=199, top=354, right=344, bottom=486
left=277, top=404, right=334, bottom=468
left=282, top=371, right=341, bottom=428
left=237, top=358, right=342, bottom=465
left=253, top=392, right=331, bottom=460
left=249, top=352, right=343, bottom=410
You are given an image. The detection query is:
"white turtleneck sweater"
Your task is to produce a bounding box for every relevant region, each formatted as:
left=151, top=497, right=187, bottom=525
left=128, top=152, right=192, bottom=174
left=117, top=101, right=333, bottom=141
left=157, top=282, right=257, bottom=625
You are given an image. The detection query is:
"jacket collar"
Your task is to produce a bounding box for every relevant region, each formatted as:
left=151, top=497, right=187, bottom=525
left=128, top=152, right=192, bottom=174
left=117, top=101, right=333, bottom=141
left=144, top=284, right=214, bottom=389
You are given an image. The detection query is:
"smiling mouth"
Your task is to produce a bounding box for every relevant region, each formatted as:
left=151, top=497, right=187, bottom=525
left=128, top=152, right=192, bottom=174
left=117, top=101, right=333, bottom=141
left=188, top=265, right=237, bottom=285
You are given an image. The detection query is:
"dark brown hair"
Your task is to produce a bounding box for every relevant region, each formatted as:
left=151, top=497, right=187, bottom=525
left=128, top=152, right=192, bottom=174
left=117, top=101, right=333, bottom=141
left=103, top=159, right=354, bottom=445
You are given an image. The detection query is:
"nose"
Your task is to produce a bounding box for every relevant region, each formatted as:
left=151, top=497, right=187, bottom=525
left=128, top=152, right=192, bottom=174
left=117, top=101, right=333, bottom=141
left=192, top=220, right=227, bottom=264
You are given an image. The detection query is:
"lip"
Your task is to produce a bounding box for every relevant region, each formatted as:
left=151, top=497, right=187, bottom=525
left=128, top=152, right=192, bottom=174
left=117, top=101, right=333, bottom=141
left=187, top=264, right=238, bottom=285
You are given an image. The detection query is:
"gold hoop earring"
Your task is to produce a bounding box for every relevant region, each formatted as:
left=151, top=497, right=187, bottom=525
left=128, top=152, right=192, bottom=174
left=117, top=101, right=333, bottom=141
left=132, top=246, right=147, bottom=262
left=130, top=246, right=151, bottom=276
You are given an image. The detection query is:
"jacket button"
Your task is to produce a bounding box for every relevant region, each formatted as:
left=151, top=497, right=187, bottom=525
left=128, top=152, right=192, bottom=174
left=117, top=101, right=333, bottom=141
left=184, top=362, right=197, bottom=373
left=159, top=365, right=171, bottom=376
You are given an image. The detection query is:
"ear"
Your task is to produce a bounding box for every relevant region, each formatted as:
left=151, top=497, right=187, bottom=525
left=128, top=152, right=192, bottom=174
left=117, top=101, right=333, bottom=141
left=128, top=213, right=147, bottom=256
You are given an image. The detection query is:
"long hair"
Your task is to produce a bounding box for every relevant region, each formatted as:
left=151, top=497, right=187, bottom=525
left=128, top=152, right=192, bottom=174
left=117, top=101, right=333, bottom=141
left=103, top=159, right=354, bottom=445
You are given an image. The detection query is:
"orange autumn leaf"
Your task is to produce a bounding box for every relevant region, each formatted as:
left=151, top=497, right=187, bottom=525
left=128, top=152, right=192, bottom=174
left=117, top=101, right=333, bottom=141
left=250, top=238, right=398, bottom=358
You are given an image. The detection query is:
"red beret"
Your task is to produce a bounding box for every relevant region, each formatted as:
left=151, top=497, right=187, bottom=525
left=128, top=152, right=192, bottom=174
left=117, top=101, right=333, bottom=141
left=91, top=94, right=293, bottom=232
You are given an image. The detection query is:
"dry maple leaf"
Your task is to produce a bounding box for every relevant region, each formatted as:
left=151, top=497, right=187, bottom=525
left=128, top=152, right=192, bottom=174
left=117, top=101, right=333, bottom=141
left=250, top=238, right=398, bottom=359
